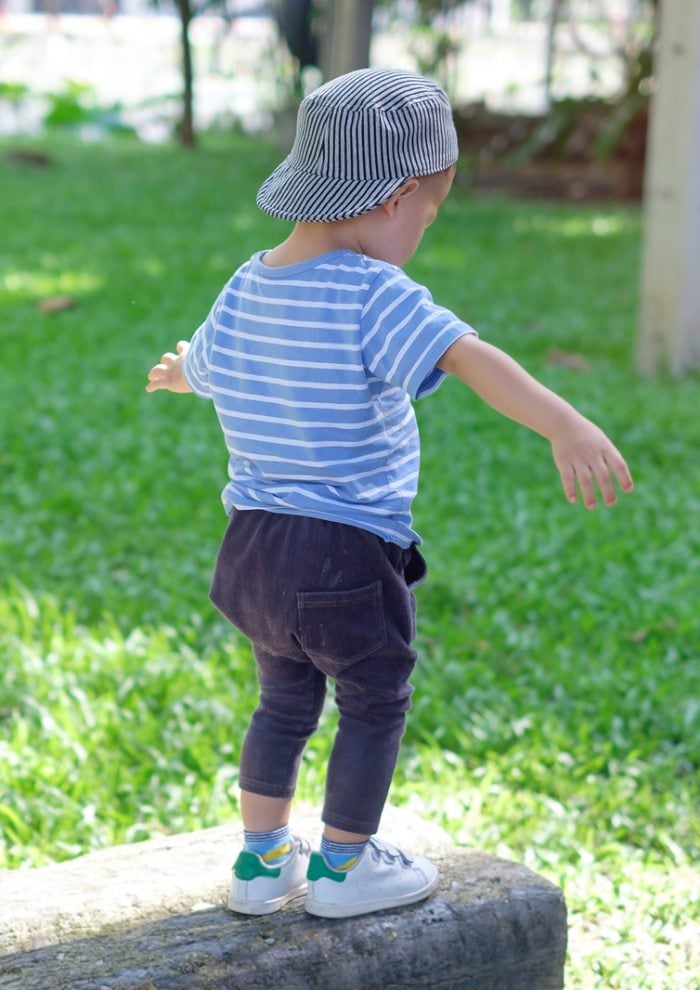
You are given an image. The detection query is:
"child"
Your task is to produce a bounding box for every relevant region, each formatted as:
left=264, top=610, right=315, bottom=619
left=146, top=68, right=633, bottom=919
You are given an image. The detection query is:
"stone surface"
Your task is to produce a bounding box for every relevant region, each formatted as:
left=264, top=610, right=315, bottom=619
left=0, top=805, right=451, bottom=956
left=0, top=806, right=567, bottom=989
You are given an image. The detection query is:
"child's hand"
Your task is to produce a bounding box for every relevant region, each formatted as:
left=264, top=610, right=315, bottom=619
left=550, top=417, right=634, bottom=509
left=437, top=337, right=634, bottom=509
left=146, top=340, right=192, bottom=393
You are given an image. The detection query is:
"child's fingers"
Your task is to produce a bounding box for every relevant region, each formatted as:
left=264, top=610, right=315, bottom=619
left=606, top=449, right=634, bottom=494
left=146, top=360, right=172, bottom=391
left=589, top=448, right=634, bottom=507
left=145, top=374, right=166, bottom=392
left=560, top=452, right=634, bottom=510
left=147, top=362, right=168, bottom=381
left=145, top=342, right=191, bottom=393
left=574, top=464, right=601, bottom=510
left=591, top=461, right=618, bottom=507
left=557, top=460, right=579, bottom=505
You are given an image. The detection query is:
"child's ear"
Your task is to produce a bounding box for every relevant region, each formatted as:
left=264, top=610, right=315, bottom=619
left=380, top=178, right=420, bottom=218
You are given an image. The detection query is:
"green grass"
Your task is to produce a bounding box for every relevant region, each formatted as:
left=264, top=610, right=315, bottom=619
left=1, top=135, right=698, bottom=988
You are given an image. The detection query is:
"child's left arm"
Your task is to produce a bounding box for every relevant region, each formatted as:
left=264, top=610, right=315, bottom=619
left=437, top=334, right=634, bottom=509
left=146, top=340, right=193, bottom=394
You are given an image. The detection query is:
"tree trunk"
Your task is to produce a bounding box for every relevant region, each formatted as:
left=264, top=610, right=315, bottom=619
left=544, top=0, right=565, bottom=110
left=638, top=0, right=700, bottom=373
left=320, top=0, right=374, bottom=81
left=176, top=0, right=196, bottom=147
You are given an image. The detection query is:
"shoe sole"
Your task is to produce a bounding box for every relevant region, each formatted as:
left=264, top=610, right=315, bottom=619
left=228, top=881, right=308, bottom=916
left=304, top=871, right=440, bottom=919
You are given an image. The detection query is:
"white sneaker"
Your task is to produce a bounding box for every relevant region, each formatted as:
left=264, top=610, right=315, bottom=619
left=228, top=837, right=311, bottom=915
left=305, top=838, right=439, bottom=919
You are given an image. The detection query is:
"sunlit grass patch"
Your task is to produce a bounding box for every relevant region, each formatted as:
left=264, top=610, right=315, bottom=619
left=0, top=586, right=243, bottom=865
left=0, top=267, right=103, bottom=300
left=0, top=583, right=336, bottom=868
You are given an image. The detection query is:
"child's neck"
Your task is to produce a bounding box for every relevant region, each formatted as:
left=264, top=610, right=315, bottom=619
left=262, top=220, right=366, bottom=267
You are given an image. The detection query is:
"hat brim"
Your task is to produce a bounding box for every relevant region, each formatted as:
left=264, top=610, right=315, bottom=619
left=256, top=159, right=408, bottom=223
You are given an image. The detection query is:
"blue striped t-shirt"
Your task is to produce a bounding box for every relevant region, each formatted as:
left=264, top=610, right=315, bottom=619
left=183, top=249, right=475, bottom=547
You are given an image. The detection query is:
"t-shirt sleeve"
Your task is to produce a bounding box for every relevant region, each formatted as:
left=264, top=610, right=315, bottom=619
left=182, top=287, right=228, bottom=399
left=360, top=266, right=477, bottom=399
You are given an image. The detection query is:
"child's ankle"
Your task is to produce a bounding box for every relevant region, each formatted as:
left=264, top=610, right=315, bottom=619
left=320, top=835, right=369, bottom=871
left=244, top=824, right=292, bottom=865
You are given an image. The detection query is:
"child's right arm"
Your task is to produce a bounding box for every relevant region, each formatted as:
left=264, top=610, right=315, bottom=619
left=436, top=334, right=634, bottom=509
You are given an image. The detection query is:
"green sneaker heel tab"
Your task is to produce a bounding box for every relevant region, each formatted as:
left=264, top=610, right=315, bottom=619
left=307, top=852, right=346, bottom=883
left=233, top=851, right=281, bottom=881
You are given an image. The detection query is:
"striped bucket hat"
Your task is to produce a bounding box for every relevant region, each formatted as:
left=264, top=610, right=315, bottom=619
left=256, top=67, right=458, bottom=223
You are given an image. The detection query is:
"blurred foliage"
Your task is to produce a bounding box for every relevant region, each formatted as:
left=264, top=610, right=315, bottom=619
left=43, top=81, right=135, bottom=136
left=0, top=79, right=135, bottom=137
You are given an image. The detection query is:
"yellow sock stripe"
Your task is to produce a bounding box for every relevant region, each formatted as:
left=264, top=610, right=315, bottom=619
left=262, top=842, right=292, bottom=864
left=335, top=855, right=359, bottom=871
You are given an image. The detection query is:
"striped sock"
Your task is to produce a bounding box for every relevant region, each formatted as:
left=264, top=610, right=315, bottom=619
left=320, top=836, right=369, bottom=872
left=244, top=825, right=292, bottom=865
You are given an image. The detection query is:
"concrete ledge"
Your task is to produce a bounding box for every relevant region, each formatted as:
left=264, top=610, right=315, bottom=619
left=0, top=807, right=567, bottom=989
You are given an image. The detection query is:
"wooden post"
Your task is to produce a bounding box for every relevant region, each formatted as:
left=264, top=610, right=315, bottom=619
left=320, top=0, right=374, bottom=81
left=638, top=0, right=700, bottom=374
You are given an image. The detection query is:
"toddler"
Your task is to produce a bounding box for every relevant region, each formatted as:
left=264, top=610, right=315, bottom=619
left=147, top=67, right=633, bottom=919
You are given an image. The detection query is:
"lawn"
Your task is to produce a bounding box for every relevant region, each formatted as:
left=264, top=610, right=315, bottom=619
left=0, top=134, right=698, bottom=988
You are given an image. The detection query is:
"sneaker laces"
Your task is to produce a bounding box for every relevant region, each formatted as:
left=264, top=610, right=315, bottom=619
left=368, top=838, right=413, bottom=868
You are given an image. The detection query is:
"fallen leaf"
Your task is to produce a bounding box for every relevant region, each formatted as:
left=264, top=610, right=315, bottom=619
left=546, top=349, right=591, bottom=372
left=7, top=149, right=52, bottom=168
left=38, top=295, right=77, bottom=315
